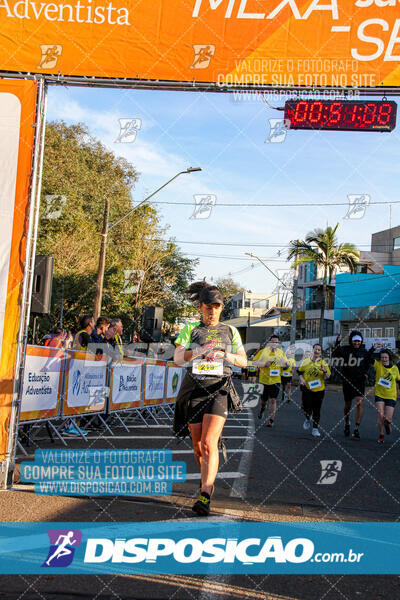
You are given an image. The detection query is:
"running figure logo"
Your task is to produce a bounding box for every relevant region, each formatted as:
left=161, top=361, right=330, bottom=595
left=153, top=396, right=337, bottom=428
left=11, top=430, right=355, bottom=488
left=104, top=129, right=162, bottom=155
left=38, top=45, right=62, bottom=69
left=115, top=118, right=142, bottom=143
left=317, top=460, right=343, bottom=485
left=265, top=119, right=289, bottom=143
left=42, top=529, right=82, bottom=567
left=241, top=382, right=263, bottom=408
left=190, top=45, right=215, bottom=69
left=343, top=194, right=370, bottom=220
left=72, top=370, right=81, bottom=396
left=43, top=195, right=67, bottom=220
left=190, top=195, right=217, bottom=219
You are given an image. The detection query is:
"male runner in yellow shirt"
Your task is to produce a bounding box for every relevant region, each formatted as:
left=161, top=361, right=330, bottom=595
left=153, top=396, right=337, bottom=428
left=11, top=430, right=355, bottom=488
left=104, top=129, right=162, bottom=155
left=253, top=334, right=288, bottom=427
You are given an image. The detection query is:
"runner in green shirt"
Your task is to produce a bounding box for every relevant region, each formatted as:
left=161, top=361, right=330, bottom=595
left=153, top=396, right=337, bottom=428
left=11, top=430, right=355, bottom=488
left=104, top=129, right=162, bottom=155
left=174, top=281, right=247, bottom=516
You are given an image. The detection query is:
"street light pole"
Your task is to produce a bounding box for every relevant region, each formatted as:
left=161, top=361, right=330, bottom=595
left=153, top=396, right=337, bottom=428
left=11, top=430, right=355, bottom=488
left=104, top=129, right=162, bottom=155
left=94, top=195, right=111, bottom=320
left=245, top=253, right=292, bottom=291
left=245, top=251, right=297, bottom=343
left=93, top=167, right=202, bottom=319
left=290, top=248, right=299, bottom=345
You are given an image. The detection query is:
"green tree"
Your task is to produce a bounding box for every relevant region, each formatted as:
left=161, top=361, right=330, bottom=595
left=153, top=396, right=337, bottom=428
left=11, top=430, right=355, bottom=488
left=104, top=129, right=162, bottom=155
left=36, top=121, right=197, bottom=339
left=288, top=224, right=359, bottom=347
left=214, top=277, right=245, bottom=299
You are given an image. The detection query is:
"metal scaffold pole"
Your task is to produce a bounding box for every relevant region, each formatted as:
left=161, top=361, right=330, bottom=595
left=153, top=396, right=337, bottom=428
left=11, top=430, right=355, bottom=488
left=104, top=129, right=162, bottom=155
left=2, top=77, right=48, bottom=489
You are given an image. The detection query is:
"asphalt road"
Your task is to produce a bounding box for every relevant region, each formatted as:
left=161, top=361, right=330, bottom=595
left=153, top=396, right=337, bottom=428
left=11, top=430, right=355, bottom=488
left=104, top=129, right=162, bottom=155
left=2, top=383, right=399, bottom=599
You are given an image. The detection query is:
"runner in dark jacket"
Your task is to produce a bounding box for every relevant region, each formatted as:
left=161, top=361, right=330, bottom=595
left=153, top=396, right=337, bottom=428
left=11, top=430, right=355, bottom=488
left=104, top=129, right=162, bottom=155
left=332, top=330, right=370, bottom=439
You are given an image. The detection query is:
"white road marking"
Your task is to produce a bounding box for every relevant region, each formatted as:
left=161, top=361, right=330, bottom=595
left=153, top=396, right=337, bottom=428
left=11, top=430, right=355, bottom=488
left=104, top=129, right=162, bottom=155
left=186, top=472, right=245, bottom=480
left=230, top=407, right=255, bottom=499
left=199, top=408, right=255, bottom=599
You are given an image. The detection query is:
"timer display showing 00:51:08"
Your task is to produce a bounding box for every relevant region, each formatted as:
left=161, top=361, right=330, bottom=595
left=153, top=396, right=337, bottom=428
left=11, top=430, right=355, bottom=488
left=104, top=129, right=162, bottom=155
left=284, top=100, right=397, bottom=132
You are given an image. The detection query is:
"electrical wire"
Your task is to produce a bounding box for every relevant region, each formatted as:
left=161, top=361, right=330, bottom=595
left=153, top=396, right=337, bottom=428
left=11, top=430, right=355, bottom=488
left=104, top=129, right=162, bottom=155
left=167, top=240, right=400, bottom=249
left=141, top=199, right=400, bottom=207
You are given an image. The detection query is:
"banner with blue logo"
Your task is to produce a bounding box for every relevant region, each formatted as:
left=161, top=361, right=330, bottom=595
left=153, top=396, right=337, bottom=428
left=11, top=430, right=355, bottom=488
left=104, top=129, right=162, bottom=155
left=0, top=522, right=399, bottom=574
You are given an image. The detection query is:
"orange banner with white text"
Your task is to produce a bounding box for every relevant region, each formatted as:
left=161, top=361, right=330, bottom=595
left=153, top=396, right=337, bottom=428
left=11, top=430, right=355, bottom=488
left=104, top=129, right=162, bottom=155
left=0, top=1, right=399, bottom=86
left=0, top=79, right=37, bottom=461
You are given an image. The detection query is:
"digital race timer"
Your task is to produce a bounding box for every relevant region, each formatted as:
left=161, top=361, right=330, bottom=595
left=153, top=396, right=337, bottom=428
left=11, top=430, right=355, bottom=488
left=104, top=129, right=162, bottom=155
left=284, top=100, right=397, bottom=132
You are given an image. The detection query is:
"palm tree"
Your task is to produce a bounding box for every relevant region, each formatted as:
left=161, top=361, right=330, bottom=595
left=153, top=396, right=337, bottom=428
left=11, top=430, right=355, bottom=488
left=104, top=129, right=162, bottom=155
left=288, top=224, right=359, bottom=347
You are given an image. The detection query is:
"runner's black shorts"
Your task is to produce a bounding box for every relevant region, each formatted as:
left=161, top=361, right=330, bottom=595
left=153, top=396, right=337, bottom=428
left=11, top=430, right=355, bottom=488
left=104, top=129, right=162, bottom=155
left=188, top=385, right=229, bottom=423
left=262, top=383, right=280, bottom=401
left=375, top=396, right=396, bottom=408
left=281, top=376, right=292, bottom=385
left=343, top=380, right=365, bottom=402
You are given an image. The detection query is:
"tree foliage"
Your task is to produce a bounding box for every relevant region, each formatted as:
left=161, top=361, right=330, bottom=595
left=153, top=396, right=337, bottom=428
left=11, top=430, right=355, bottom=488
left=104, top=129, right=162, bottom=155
left=35, top=121, right=197, bottom=339
left=288, top=223, right=359, bottom=346
left=214, top=277, right=245, bottom=300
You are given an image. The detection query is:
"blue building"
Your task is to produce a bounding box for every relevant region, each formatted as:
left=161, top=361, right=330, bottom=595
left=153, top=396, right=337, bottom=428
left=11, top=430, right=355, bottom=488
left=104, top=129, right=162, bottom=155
left=334, top=265, right=400, bottom=341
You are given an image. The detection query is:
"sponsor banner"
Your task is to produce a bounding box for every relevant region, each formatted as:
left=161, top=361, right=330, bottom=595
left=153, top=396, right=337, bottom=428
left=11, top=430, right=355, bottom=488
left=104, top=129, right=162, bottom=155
left=365, top=337, right=396, bottom=350
left=109, top=358, right=143, bottom=411
left=143, top=360, right=166, bottom=406
left=0, top=2, right=400, bottom=86
left=20, top=449, right=186, bottom=497
left=165, top=363, right=183, bottom=404
left=63, top=350, right=107, bottom=415
left=0, top=79, right=36, bottom=462
left=19, top=346, right=63, bottom=422
left=0, top=522, right=398, bottom=574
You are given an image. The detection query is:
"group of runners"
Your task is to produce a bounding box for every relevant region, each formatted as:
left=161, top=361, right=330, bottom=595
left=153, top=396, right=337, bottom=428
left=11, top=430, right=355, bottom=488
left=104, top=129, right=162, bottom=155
left=173, top=282, right=399, bottom=517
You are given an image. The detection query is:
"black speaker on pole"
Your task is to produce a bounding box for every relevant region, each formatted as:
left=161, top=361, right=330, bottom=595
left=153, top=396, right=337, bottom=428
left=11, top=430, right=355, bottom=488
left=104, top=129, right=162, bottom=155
left=141, top=306, right=163, bottom=342
left=30, top=255, right=54, bottom=315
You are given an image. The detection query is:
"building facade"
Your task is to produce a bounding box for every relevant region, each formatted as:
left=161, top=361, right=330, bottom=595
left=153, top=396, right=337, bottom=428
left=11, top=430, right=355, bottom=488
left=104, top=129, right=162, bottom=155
left=224, top=292, right=278, bottom=320
left=334, top=264, right=400, bottom=343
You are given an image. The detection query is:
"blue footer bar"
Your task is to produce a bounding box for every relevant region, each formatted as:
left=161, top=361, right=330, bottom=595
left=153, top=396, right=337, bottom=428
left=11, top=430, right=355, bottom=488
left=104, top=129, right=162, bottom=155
left=0, top=522, right=398, bottom=574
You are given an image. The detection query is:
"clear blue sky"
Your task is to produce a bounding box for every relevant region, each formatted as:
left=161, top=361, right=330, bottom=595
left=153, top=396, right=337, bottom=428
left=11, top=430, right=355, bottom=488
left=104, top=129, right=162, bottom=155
left=47, top=86, right=400, bottom=294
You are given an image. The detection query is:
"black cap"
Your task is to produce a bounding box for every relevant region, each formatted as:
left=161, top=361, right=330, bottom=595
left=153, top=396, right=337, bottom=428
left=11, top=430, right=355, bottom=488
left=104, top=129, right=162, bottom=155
left=199, top=287, right=224, bottom=305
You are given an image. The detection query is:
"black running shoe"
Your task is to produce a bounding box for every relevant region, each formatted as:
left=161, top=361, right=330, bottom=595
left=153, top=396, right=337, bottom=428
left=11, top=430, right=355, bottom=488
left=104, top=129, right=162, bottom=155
left=192, top=493, right=210, bottom=517
left=353, top=428, right=360, bottom=439
left=344, top=423, right=350, bottom=437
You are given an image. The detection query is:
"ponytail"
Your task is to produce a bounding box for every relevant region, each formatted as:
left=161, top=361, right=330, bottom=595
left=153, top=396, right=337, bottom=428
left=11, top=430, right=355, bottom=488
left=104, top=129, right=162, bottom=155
left=185, top=280, right=212, bottom=303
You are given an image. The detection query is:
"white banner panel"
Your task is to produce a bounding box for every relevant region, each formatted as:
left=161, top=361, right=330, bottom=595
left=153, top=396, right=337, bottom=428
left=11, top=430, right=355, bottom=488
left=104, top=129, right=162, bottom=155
left=64, top=354, right=107, bottom=413
left=20, top=347, right=62, bottom=417
left=365, top=337, right=396, bottom=350
left=165, top=364, right=183, bottom=404
left=144, top=361, right=166, bottom=406
left=111, top=361, right=142, bottom=407
left=0, top=93, right=20, bottom=367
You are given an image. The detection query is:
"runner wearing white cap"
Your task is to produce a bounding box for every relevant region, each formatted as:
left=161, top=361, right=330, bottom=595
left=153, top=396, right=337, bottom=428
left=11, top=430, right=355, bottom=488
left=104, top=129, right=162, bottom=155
left=332, top=330, right=370, bottom=439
